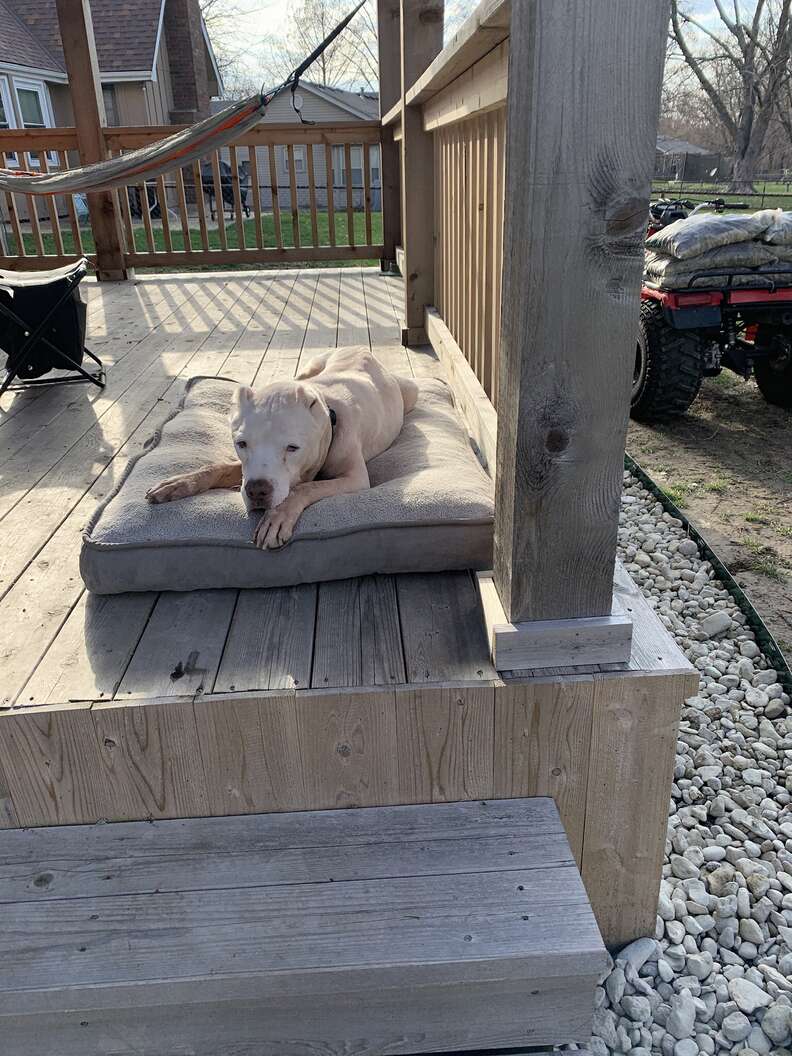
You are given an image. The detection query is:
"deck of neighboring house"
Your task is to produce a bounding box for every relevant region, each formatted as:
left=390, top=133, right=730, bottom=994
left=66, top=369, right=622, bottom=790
left=0, top=267, right=493, bottom=717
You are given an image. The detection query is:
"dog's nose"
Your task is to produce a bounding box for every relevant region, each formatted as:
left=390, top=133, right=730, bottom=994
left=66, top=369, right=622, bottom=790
left=245, top=479, right=273, bottom=507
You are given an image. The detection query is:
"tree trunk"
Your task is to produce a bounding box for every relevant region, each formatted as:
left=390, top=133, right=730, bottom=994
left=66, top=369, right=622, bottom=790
left=729, top=145, right=759, bottom=194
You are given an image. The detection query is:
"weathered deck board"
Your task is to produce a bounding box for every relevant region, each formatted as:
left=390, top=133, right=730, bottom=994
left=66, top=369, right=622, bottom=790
left=214, top=586, right=317, bottom=692
left=0, top=799, right=606, bottom=1056
left=397, top=571, right=496, bottom=682
left=311, top=576, right=405, bottom=688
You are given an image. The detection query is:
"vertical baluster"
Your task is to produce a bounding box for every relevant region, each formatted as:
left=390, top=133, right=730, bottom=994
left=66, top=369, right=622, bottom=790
left=324, top=143, right=336, bottom=246
left=156, top=175, right=173, bottom=253
left=481, top=113, right=494, bottom=401
left=2, top=152, right=27, bottom=257
left=192, top=160, right=211, bottom=252
left=38, top=151, right=65, bottom=257
left=58, top=149, right=84, bottom=256
left=138, top=178, right=157, bottom=254
left=229, top=145, right=246, bottom=250
left=117, top=155, right=137, bottom=257
left=472, top=119, right=482, bottom=382
left=174, top=166, right=193, bottom=253
left=306, top=143, right=319, bottom=247
left=248, top=145, right=264, bottom=250
left=287, top=143, right=300, bottom=248
left=23, top=153, right=46, bottom=258
left=211, top=152, right=228, bottom=250
left=268, top=145, right=283, bottom=250
left=433, top=134, right=442, bottom=314
left=363, top=143, right=373, bottom=247
left=492, top=107, right=506, bottom=408
left=344, top=143, right=355, bottom=247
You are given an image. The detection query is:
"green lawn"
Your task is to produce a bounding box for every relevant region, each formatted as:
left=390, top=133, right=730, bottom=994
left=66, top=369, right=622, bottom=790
left=651, top=179, right=792, bottom=211
left=17, top=210, right=384, bottom=270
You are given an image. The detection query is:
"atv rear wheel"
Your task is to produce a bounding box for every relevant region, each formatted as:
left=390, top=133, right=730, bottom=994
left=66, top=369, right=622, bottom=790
left=631, top=302, right=705, bottom=421
left=754, top=327, right=792, bottom=409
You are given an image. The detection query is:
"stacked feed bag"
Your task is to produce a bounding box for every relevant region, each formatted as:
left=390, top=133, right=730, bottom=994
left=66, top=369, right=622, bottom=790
left=643, top=208, right=792, bottom=289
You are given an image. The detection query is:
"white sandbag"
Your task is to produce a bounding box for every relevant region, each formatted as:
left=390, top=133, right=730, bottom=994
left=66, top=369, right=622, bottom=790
left=644, top=242, right=778, bottom=279
left=646, top=209, right=777, bottom=260
left=763, top=210, right=792, bottom=245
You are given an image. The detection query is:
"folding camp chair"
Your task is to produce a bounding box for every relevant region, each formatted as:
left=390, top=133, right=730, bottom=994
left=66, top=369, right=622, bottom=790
left=0, top=257, right=104, bottom=398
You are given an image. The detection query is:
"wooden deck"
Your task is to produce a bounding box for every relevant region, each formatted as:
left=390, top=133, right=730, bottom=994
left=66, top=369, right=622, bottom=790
left=0, top=798, right=609, bottom=1055
left=0, top=267, right=475, bottom=710
left=0, top=268, right=696, bottom=948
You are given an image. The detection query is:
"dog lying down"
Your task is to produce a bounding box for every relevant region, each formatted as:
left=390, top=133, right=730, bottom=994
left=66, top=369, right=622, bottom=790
left=146, top=348, right=419, bottom=550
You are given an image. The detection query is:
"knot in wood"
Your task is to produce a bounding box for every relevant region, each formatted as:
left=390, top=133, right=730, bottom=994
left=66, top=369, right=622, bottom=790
left=336, top=742, right=352, bottom=758
left=605, top=195, right=647, bottom=239
left=419, top=5, right=443, bottom=24
left=545, top=428, right=569, bottom=454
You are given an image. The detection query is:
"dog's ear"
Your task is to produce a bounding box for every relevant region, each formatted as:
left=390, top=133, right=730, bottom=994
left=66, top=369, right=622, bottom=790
left=232, top=385, right=255, bottom=410
left=294, top=383, right=324, bottom=416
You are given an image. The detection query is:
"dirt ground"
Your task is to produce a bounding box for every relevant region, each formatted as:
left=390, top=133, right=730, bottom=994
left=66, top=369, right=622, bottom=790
left=627, top=372, right=792, bottom=662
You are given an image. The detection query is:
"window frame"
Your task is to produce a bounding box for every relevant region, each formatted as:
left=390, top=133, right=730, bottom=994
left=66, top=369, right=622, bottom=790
left=0, top=75, right=18, bottom=165
left=11, top=77, right=57, bottom=167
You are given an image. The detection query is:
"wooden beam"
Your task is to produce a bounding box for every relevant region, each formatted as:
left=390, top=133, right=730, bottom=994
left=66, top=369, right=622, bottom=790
left=406, top=0, right=511, bottom=106
left=493, top=0, right=669, bottom=623
left=55, top=0, right=129, bottom=281
left=399, top=0, right=444, bottom=344
left=378, top=0, right=402, bottom=270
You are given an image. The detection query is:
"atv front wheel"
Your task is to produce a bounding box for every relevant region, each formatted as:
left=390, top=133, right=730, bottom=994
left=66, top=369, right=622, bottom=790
left=631, top=302, right=704, bottom=421
left=754, top=327, right=792, bottom=408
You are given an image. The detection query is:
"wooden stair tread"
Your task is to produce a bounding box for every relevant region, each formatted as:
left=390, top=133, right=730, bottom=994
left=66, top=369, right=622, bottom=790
left=1, top=798, right=608, bottom=1055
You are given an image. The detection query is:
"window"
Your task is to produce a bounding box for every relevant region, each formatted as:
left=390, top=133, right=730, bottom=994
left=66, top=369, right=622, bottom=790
left=282, top=145, right=306, bottom=176
left=0, top=76, right=17, bottom=164
left=12, top=78, right=55, bottom=166
left=102, top=85, right=119, bottom=127
left=332, top=145, right=370, bottom=188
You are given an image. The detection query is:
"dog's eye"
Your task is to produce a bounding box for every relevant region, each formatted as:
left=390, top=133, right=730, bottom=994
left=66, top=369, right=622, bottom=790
left=235, top=439, right=247, bottom=450
left=286, top=444, right=300, bottom=453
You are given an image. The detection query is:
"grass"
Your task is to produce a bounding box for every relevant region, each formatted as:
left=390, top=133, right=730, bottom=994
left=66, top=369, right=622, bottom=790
left=652, top=179, right=792, bottom=212
left=749, top=557, right=787, bottom=581
left=745, top=510, right=772, bottom=525
left=15, top=210, right=384, bottom=269
left=705, top=477, right=729, bottom=494
left=660, top=481, right=697, bottom=507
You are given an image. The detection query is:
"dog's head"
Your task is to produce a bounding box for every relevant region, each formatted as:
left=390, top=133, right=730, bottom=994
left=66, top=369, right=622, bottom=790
left=229, top=381, right=333, bottom=512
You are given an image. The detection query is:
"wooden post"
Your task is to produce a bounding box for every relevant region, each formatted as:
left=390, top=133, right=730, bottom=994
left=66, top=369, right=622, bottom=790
left=55, top=0, right=129, bottom=280
left=399, top=0, right=444, bottom=344
left=378, top=0, right=401, bottom=272
left=493, top=0, right=669, bottom=624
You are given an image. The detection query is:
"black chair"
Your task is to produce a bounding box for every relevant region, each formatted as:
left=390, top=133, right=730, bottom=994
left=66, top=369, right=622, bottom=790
left=0, top=258, right=104, bottom=398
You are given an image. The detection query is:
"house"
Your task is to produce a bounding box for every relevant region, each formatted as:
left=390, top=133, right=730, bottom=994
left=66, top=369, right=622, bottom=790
left=0, top=0, right=222, bottom=136
left=655, top=134, right=724, bottom=181
left=213, top=81, right=382, bottom=214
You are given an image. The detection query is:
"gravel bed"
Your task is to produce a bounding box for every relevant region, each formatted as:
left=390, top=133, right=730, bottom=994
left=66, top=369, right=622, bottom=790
left=590, top=471, right=792, bottom=1056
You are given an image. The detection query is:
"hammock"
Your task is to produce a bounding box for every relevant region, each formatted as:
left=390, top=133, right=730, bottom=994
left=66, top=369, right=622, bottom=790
left=0, top=1, right=364, bottom=198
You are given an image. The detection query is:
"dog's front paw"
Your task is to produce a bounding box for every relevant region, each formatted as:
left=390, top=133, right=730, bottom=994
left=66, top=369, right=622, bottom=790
left=254, top=503, right=299, bottom=549
left=146, top=476, right=195, bottom=504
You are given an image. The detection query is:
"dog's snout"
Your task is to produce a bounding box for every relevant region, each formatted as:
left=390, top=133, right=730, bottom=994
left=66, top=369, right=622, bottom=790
left=245, top=478, right=273, bottom=507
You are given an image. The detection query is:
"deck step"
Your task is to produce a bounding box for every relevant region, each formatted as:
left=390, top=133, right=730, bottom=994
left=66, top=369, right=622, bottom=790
left=0, top=798, right=608, bottom=1056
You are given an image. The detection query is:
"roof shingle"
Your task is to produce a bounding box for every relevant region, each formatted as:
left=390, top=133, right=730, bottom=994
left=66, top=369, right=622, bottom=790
left=2, top=0, right=165, bottom=77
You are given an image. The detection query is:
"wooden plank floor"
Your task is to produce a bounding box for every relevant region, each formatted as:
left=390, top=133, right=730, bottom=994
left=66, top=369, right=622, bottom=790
left=0, top=798, right=608, bottom=1056
left=0, top=268, right=493, bottom=711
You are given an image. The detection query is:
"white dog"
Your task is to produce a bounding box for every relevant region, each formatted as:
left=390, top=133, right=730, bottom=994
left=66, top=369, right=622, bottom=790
left=146, top=348, right=418, bottom=549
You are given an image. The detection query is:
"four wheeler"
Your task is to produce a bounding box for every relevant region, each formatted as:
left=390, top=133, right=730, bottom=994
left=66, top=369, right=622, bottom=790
left=632, top=198, right=792, bottom=420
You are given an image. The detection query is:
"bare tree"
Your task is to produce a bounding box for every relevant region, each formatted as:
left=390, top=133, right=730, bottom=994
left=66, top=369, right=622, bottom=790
left=266, top=0, right=479, bottom=92
left=669, top=0, right=792, bottom=190
left=200, top=0, right=274, bottom=78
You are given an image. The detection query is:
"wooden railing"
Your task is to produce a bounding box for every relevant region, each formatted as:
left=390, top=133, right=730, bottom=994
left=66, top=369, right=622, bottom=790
left=434, top=108, right=505, bottom=405
left=384, top=4, right=510, bottom=402
left=0, top=123, right=384, bottom=271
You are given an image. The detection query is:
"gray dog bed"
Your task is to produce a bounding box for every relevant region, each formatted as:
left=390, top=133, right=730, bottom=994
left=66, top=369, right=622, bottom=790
left=80, top=375, right=495, bottom=594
